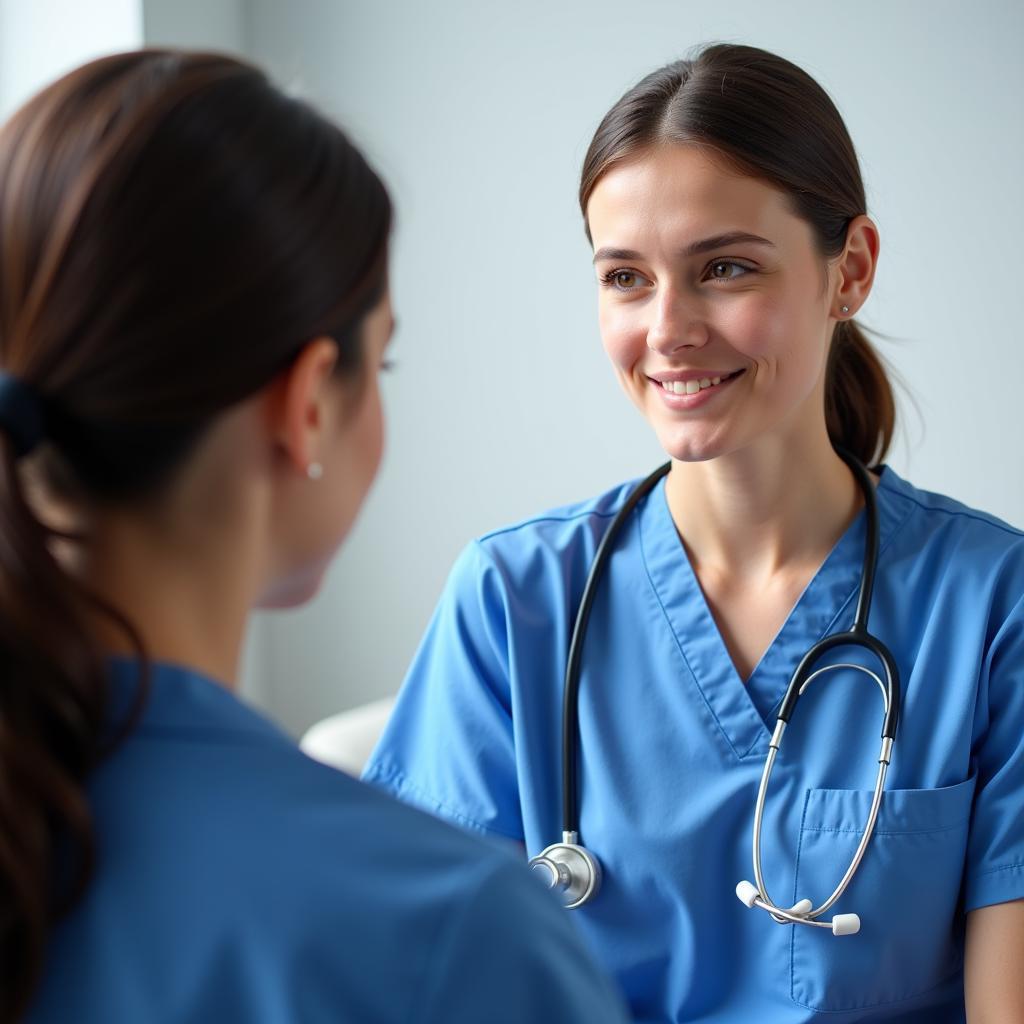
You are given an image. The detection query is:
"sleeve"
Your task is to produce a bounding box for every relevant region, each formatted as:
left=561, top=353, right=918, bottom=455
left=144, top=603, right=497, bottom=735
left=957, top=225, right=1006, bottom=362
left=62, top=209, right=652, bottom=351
left=362, top=540, right=525, bottom=841
left=417, top=857, right=630, bottom=1024
left=964, top=590, right=1024, bottom=911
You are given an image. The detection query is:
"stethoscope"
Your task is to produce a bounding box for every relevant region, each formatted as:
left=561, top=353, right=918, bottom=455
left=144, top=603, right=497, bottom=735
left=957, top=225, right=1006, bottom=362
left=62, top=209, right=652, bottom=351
left=528, top=450, right=900, bottom=937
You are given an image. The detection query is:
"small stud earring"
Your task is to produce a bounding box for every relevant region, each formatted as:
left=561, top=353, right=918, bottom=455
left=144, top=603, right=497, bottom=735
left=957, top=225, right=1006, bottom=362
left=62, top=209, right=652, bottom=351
left=840, top=305, right=850, bottom=314
left=306, top=461, right=323, bottom=481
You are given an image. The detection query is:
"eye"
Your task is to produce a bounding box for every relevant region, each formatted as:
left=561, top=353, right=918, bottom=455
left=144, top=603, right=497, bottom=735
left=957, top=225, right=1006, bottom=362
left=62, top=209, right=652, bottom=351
left=705, top=260, right=752, bottom=281
left=600, top=268, right=650, bottom=291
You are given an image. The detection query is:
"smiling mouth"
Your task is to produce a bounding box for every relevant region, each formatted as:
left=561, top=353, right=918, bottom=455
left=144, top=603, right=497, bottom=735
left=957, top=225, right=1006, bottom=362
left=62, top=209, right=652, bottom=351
left=655, top=369, right=745, bottom=395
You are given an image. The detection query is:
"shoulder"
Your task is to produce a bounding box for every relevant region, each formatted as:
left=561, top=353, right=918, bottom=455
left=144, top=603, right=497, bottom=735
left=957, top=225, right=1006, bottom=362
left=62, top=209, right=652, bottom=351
left=105, top=690, right=512, bottom=893
left=83, top=675, right=621, bottom=1020
left=879, top=470, right=1024, bottom=637
left=880, top=469, right=1024, bottom=576
left=90, top=662, right=531, bottom=920
left=192, top=755, right=627, bottom=1023
left=449, top=476, right=645, bottom=591
left=479, top=477, right=641, bottom=546
left=881, top=468, right=1023, bottom=542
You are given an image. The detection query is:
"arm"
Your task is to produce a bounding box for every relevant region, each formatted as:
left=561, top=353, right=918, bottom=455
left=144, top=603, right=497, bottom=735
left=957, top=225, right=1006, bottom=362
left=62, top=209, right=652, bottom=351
left=363, top=541, right=525, bottom=840
left=965, top=899, right=1024, bottom=1023
left=963, top=583, right=1024, bottom=1021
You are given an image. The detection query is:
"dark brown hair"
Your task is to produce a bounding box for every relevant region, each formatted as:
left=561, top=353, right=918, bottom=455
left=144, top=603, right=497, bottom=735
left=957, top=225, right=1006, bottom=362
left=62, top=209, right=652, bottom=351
left=0, top=50, right=391, bottom=1020
left=580, top=43, right=895, bottom=466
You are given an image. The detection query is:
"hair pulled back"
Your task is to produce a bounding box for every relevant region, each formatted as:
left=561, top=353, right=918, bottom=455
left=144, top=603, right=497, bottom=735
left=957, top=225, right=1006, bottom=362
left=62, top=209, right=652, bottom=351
left=0, top=50, right=391, bottom=1020
left=580, top=43, right=894, bottom=466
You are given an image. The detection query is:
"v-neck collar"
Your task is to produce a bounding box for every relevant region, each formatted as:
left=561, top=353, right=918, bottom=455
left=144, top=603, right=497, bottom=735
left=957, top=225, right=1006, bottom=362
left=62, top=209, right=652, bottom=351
left=637, top=466, right=914, bottom=760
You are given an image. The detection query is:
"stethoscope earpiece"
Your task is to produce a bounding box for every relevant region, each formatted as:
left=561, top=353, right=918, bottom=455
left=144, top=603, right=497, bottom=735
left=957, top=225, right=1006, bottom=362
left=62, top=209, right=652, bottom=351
left=735, top=880, right=862, bottom=936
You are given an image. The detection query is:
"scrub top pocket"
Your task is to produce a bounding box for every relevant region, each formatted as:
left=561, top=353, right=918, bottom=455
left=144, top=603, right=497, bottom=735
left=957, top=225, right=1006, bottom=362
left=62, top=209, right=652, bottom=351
left=789, top=775, right=976, bottom=1014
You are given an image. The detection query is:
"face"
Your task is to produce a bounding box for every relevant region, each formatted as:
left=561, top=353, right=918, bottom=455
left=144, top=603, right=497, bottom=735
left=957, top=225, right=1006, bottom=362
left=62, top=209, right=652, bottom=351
left=259, top=289, right=394, bottom=608
left=587, top=144, right=839, bottom=464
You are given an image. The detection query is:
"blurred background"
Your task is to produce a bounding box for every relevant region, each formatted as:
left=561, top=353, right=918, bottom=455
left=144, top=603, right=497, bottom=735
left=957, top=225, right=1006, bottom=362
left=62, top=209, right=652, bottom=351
left=2, top=0, right=1021, bottom=738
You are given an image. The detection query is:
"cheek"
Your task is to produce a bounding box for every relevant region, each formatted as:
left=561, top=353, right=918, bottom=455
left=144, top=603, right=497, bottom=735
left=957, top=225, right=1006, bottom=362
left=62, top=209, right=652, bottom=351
left=359, top=384, right=384, bottom=480
left=323, top=379, right=384, bottom=546
left=723, top=289, right=823, bottom=376
left=719, top=293, right=786, bottom=360
left=598, top=302, right=645, bottom=369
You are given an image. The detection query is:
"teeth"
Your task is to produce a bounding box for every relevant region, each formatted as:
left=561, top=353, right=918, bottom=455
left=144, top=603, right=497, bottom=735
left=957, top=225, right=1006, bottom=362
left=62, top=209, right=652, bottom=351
left=662, top=375, right=728, bottom=395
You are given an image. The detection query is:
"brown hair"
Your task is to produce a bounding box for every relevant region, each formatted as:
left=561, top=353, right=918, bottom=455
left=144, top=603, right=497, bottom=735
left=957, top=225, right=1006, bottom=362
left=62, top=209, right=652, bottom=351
left=0, top=50, right=391, bottom=1020
left=580, top=43, right=894, bottom=466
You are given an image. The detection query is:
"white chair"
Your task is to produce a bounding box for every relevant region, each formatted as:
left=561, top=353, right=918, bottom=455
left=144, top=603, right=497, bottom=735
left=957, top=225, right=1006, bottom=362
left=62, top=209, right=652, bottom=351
left=300, top=696, right=397, bottom=776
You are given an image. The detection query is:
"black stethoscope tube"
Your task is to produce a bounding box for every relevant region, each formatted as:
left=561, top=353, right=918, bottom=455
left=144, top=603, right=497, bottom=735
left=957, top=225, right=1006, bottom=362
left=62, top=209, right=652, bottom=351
left=559, top=450, right=899, bottom=837
left=775, top=451, right=900, bottom=740
left=560, top=461, right=670, bottom=835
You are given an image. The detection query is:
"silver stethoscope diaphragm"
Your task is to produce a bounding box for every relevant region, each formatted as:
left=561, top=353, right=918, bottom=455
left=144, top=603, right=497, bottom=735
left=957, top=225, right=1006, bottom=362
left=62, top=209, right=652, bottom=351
left=529, top=832, right=602, bottom=909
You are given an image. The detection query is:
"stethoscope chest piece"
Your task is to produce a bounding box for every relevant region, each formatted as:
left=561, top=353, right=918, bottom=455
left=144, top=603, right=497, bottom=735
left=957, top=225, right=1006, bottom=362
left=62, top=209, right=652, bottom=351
left=528, top=833, right=602, bottom=909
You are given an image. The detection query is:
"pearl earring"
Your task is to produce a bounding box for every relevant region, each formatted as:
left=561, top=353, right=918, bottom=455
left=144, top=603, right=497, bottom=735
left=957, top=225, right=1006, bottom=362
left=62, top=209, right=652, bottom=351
left=306, top=461, right=323, bottom=481
left=840, top=305, right=850, bottom=314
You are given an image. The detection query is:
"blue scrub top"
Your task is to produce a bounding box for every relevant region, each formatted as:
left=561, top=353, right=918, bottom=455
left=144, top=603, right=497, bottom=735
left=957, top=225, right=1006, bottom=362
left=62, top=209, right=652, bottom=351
left=28, top=659, right=630, bottom=1023
left=364, top=467, right=1024, bottom=1023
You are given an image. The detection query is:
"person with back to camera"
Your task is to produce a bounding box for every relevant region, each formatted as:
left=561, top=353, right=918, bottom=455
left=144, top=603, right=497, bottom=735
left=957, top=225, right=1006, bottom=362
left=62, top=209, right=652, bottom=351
left=364, top=43, right=1024, bottom=1022
left=0, top=49, right=631, bottom=1024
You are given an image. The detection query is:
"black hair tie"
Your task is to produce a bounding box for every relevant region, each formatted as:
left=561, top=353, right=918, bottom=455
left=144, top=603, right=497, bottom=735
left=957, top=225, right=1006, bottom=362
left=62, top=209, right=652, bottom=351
left=0, top=372, right=45, bottom=458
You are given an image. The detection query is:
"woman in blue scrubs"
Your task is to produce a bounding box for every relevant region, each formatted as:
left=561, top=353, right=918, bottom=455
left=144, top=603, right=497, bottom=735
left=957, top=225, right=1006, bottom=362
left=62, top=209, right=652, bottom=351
left=365, top=44, right=1024, bottom=1022
left=0, top=51, right=629, bottom=1024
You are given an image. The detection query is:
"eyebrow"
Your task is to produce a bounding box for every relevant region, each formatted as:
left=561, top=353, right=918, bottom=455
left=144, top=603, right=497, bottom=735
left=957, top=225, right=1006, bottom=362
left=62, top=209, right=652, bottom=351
left=592, top=231, right=776, bottom=264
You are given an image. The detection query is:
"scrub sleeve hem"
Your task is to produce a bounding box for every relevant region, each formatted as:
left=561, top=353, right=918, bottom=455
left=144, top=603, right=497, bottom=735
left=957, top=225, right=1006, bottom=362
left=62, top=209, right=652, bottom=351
left=963, top=861, right=1024, bottom=913
left=362, top=759, right=526, bottom=842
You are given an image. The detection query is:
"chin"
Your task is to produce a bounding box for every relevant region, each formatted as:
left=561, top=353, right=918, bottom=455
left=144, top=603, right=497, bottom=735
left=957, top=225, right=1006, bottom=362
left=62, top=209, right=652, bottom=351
left=653, top=422, right=733, bottom=464
left=256, top=568, right=327, bottom=610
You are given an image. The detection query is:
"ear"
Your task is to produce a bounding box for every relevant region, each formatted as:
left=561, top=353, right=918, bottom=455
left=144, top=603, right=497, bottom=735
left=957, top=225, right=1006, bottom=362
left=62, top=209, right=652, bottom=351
left=834, top=214, right=880, bottom=318
left=265, top=337, right=339, bottom=477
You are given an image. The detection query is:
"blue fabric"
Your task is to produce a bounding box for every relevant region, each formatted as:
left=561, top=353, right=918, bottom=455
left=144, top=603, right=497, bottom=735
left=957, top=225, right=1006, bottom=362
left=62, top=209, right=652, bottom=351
left=28, top=659, right=630, bottom=1023
left=364, top=468, right=1024, bottom=1023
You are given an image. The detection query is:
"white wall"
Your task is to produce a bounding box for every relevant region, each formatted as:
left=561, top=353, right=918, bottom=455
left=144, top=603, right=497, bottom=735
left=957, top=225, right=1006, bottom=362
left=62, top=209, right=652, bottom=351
left=240, top=0, right=1024, bottom=737
left=0, top=0, right=142, bottom=120
left=141, top=0, right=246, bottom=53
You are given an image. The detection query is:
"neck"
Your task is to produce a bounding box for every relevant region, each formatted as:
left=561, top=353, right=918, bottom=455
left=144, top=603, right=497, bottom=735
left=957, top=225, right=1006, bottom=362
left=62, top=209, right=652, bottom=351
left=664, top=429, right=863, bottom=584
left=59, top=476, right=270, bottom=691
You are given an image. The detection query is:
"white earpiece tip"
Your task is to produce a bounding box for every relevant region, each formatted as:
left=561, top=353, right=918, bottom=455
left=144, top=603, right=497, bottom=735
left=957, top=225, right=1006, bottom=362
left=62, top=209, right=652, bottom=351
left=736, top=880, right=760, bottom=908
left=788, top=899, right=813, bottom=916
left=832, top=913, right=861, bottom=936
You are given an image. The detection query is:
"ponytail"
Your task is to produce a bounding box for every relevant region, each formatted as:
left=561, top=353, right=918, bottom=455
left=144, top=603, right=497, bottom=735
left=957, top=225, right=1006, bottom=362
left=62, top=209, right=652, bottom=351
left=0, top=379, right=145, bottom=1024
left=0, top=434, right=102, bottom=1021
left=825, top=320, right=895, bottom=467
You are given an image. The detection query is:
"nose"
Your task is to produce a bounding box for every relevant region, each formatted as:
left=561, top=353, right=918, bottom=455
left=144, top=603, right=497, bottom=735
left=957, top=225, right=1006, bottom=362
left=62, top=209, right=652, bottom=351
left=646, top=287, right=709, bottom=354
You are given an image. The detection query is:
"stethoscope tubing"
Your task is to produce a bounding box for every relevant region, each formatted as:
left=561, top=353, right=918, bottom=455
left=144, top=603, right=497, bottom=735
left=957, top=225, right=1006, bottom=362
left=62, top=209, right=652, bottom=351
left=544, top=449, right=902, bottom=928
left=560, top=460, right=670, bottom=835
left=774, top=452, right=901, bottom=740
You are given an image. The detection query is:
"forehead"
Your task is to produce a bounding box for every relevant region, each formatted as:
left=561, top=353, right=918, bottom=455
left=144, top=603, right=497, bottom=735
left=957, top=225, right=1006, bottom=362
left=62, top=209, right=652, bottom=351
left=586, top=144, right=801, bottom=249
